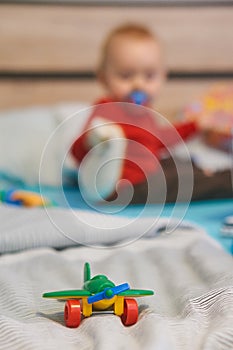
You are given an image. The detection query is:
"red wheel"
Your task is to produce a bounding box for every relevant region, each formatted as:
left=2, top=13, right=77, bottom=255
left=64, top=300, right=81, bottom=328
left=121, top=298, right=138, bottom=326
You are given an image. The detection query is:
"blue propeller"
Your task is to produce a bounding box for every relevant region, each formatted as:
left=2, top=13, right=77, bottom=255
left=129, top=91, right=148, bottom=105
left=87, top=283, right=130, bottom=304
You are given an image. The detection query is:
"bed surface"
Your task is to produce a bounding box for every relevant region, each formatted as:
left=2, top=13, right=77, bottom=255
left=19, top=184, right=233, bottom=254
left=0, top=206, right=232, bottom=350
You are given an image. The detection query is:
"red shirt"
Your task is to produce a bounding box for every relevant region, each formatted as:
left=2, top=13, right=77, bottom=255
left=71, top=97, right=198, bottom=186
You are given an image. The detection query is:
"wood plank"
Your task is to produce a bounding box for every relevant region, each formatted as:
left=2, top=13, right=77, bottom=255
left=0, top=5, right=233, bottom=72
left=1, top=79, right=232, bottom=120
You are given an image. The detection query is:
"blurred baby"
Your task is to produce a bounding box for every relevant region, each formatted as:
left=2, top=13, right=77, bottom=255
left=71, top=24, right=232, bottom=204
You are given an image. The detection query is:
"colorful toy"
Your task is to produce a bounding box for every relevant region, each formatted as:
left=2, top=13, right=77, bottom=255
left=43, top=262, right=154, bottom=328
left=183, top=84, right=233, bottom=151
left=0, top=189, right=54, bottom=207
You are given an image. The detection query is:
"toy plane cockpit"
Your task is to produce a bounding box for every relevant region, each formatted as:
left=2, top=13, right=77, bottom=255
left=43, top=262, right=154, bottom=327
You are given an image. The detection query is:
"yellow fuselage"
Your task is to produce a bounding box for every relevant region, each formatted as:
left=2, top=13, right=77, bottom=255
left=93, top=296, right=117, bottom=310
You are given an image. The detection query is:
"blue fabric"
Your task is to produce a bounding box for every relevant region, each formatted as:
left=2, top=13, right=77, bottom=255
left=41, top=186, right=233, bottom=254
left=3, top=183, right=233, bottom=254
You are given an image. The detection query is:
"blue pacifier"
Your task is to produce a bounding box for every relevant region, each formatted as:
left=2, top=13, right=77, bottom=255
left=129, top=91, right=148, bottom=105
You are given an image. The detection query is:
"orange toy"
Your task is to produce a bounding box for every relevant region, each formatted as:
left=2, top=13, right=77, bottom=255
left=183, top=84, right=233, bottom=151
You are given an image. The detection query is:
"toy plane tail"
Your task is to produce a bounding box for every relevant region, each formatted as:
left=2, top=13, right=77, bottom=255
left=84, top=262, right=91, bottom=283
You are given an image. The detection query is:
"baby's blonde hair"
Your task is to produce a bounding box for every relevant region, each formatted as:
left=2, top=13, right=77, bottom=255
left=97, top=23, right=158, bottom=75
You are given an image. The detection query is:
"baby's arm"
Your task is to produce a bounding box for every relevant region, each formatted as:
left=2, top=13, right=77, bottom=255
left=153, top=120, right=198, bottom=152
left=85, top=117, right=123, bottom=149
left=75, top=118, right=127, bottom=202
left=71, top=116, right=125, bottom=164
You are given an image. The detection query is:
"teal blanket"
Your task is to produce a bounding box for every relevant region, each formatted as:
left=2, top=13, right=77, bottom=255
left=2, top=182, right=233, bottom=254
left=40, top=186, right=233, bottom=254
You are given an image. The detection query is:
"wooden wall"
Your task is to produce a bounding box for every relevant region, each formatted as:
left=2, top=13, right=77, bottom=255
left=0, top=3, right=232, bottom=118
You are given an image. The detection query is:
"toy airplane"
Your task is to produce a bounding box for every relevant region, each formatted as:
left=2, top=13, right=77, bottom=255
left=43, top=262, right=154, bottom=327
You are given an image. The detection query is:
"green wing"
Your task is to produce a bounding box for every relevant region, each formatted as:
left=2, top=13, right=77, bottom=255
left=118, top=289, right=154, bottom=297
left=43, top=289, right=92, bottom=300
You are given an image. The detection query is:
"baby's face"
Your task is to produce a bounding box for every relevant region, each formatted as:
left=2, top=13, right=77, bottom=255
left=101, top=36, right=165, bottom=105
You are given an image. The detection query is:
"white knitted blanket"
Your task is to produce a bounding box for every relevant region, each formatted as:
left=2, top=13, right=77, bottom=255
left=0, top=206, right=233, bottom=350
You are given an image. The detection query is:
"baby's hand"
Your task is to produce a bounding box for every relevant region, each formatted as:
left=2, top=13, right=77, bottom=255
left=86, top=125, right=111, bottom=148
left=86, top=118, right=124, bottom=149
